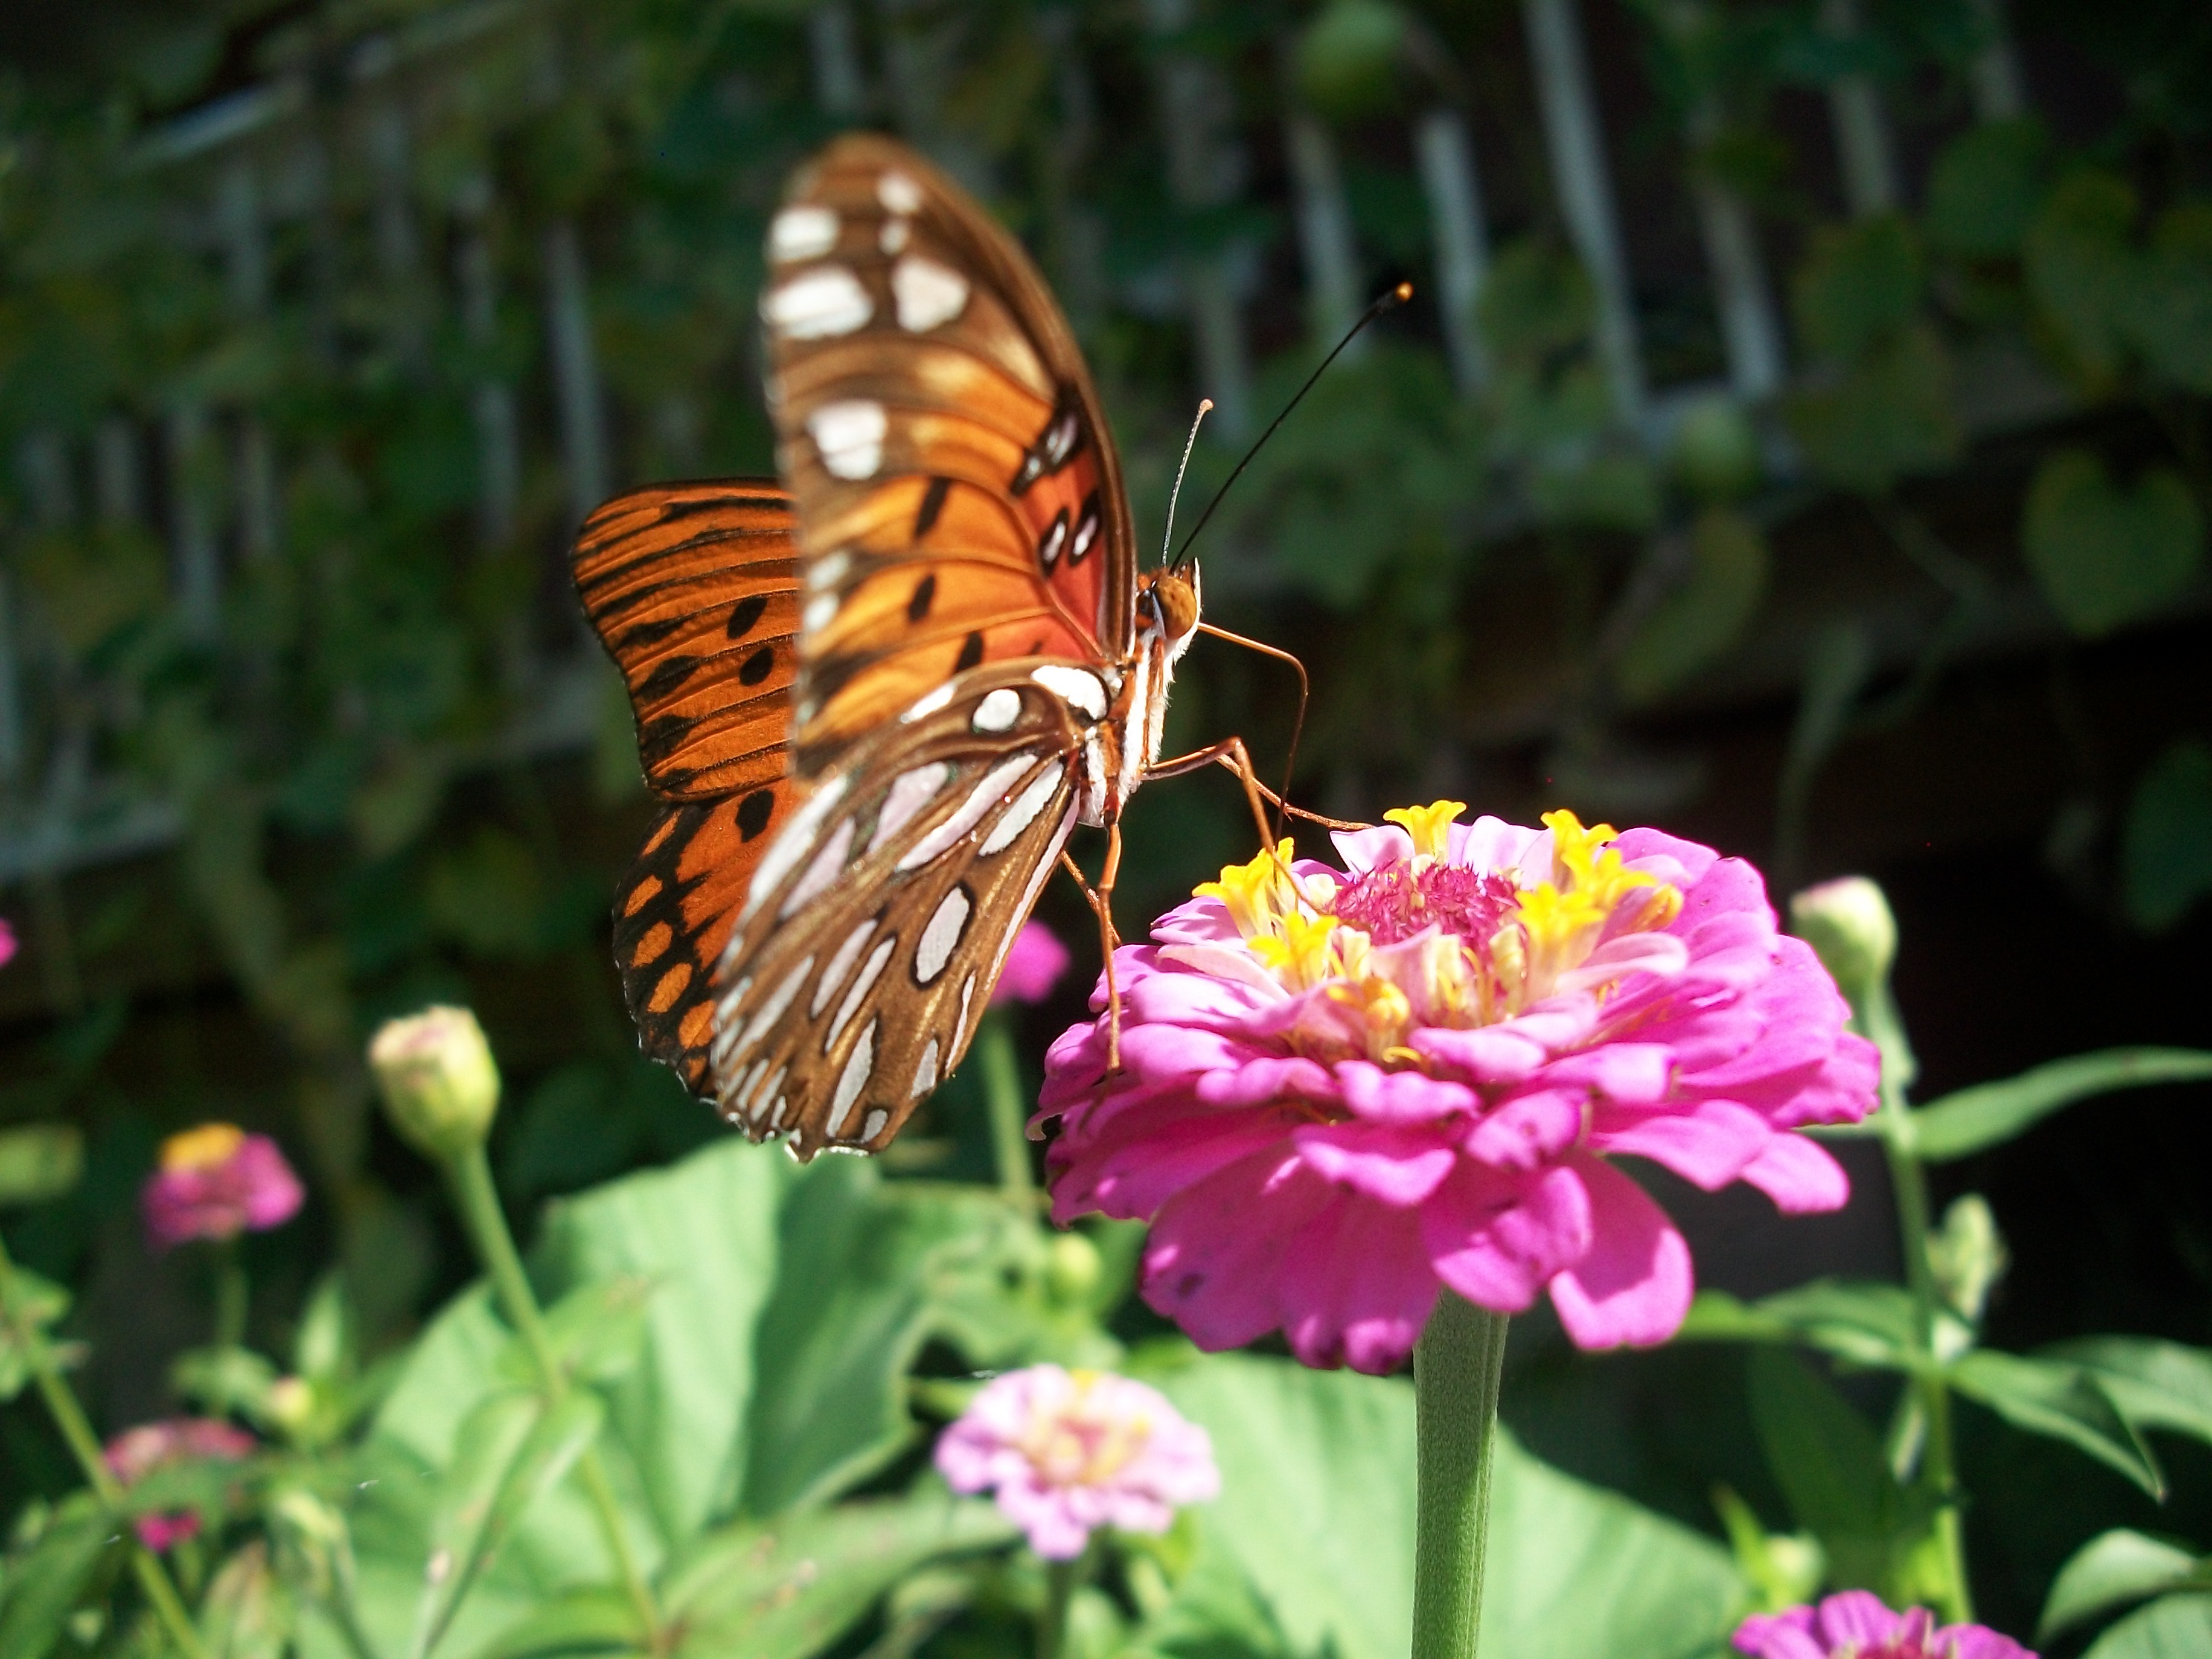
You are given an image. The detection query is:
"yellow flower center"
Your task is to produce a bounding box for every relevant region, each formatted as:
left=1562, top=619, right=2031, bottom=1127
left=161, top=1124, right=246, bottom=1173
left=1018, top=1370, right=1152, bottom=1487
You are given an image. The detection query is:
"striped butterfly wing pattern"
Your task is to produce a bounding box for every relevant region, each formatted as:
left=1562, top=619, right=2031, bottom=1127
left=584, top=133, right=1148, bottom=1158
left=573, top=482, right=805, bottom=1092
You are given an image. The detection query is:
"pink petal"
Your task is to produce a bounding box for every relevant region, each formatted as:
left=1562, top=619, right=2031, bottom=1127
left=1739, top=1133, right=1852, bottom=1214
left=1730, top=1609, right=1826, bottom=1659
left=1424, top=1163, right=1593, bottom=1314
left=1463, top=1090, right=1584, bottom=1171
left=1333, top=1062, right=1480, bottom=1126
left=1407, top=1025, right=1549, bottom=1084
left=1546, top=1156, right=1693, bottom=1349
left=1292, top=1123, right=1457, bottom=1206
left=1331, top=825, right=1413, bottom=873
left=1143, top=1156, right=1331, bottom=1354
left=1816, top=1591, right=1910, bottom=1646
left=1591, top=1100, right=1773, bottom=1190
left=1275, top=1191, right=1439, bottom=1373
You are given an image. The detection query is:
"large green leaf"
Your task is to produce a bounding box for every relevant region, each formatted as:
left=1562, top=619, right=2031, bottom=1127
left=2049, top=1338, right=2212, bottom=1448
left=2022, top=451, right=2204, bottom=639
left=1615, top=507, right=1770, bottom=705
left=1154, top=1351, right=1743, bottom=1659
left=2041, top=1530, right=2209, bottom=1643
left=0, top=1124, right=83, bottom=1207
left=2083, top=1594, right=2212, bottom=1659
left=1948, top=1351, right=2162, bottom=1495
left=1907, top=1049, right=2212, bottom=1161
left=1678, top=1281, right=1919, bottom=1372
left=2123, top=743, right=2212, bottom=934
left=1746, top=1348, right=1907, bottom=1593
left=661, top=1491, right=1014, bottom=1659
left=0, top=1497, right=115, bottom=1659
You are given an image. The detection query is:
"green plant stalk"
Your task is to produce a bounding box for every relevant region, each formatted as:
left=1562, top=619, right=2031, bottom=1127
left=444, top=1146, right=662, bottom=1645
left=1038, top=1552, right=1083, bottom=1659
left=977, top=1014, right=1037, bottom=1203
left=0, top=1233, right=213, bottom=1659
left=1411, top=1294, right=1511, bottom=1659
left=1864, top=983, right=1972, bottom=1626
left=214, top=1239, right=248, bottom=1351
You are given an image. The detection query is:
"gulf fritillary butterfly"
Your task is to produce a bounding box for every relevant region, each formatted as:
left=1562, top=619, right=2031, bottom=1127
left=576, top=133, right=1283, bottom=1160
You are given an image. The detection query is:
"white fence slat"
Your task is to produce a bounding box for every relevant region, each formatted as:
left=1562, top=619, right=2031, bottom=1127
left=1414, top=107, right=1492, bottom=397
left=1820, top=0, right=1899, bottom=217
left=542, top=219, right=609, bottom=532
left=1283, top=109, right=1363, bottom=355
left=1967, top=0, right=2027, bottom=122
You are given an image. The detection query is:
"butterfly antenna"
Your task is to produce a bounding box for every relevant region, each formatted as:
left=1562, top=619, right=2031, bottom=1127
left=1160, top=398, right=1213, bottom=566
left=1171, top=281, right=1412, bottom=569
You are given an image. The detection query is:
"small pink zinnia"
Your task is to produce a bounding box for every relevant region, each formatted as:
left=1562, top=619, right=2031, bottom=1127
left=993, top=919, right=1073, bottom=1007
left=141, top=1125, right=305, bottom=1251
left=1037, top=803, right=1879, bottom=1372
left=1736, top=1592, right=2035, bottom=1659
left=0, top=916, right=17, bottom=970
left=103, top=1417, right=255, bottom=1550
left=935, top=1364, right=1218, bottom=1559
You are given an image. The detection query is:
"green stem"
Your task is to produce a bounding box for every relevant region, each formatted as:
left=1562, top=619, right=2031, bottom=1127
left=1411, top=1295, right=1510, bottom=1659
left=444, top=1147, right=663, bottom=1646
left=976, top=1015, right=1037, bottom=1203
left=0, top=1234, right=213, bottom=1659
left=214, top=1241, right=248, bottom=1351
left=1037, top=1553, right=1082, bottom=1659
left=1865, top=986, right=1972, bottom=1626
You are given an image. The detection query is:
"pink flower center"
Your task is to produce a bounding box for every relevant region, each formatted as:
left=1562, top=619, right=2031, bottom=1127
left=1015, top=1375, right=1152, bottom=1488
left=1328, top=860, right=1521, bottom=950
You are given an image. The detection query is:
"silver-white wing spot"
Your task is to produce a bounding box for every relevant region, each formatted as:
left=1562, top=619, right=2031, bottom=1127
left=912, top=1037, right=941, bottom=1099
left=769, top=205, right=838, bottom=263
left=826, top=1018, right=878, bottom=1139
left=861, top=1108, right=890, bottom=1142
left=880, top=218, right=912, bottom=254
left=915, top=886, right=972, bottom=985
left=980, top=763, right=1063, bottom=855
left=811, top=919, right=880, bottom=1017
left=871, top=762, right=953, bottom=855
left=878, top=171, right=924, bottom=214
left=749, top=1066, right=788, bottom=1127
left=809, top=549, right=851, bottom=592
left=803, top=591, right=838, bottom=634
left=901, top=682, right=957, bottom=723
left=727, top=953, right=814, bottom=1063
left=781, top=817, right=855, bottom=919
left=828, top=938, right=895, bottom=1048
left=743, top=777, right=849, bottom=922
left=727, top=1058, right=766, bottom=1115
left=892, top=255, right=970, bottom=331
left=901, top=754, right=1039, bottom=869
left=715, top=974, right=752, bottom=1023
left=809, top=400, right=887, bottom=481
left=956, top=973, right=977, bottom=1047
left=1032, top=664, right=1108, bottom=721
left=764, top=267, right=871, bottom=339
left=973, top=688, right=1022, bottom=733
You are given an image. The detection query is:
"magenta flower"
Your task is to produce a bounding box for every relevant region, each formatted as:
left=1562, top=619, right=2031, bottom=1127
left=141, top=1125, right=305, bottom=1251
left=1736, top=1592, right=2034, bottom=1658
left=0, top=916, right=16, bottom=970
left=1037, top=804, right=1878, bottom=1372
left=993, top=919, right=1073, bottom=1007
left=103, top=1418, right=256, bottom=1551
left=935, top=1364, right=1219, bottom=1558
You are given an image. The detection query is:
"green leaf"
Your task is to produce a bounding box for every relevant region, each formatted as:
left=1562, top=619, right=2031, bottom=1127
left=1948, top=1350, right=2162, bottom=1495
left=2025, top=168, right=2140, bottom=387
left=2083, top=1594, right=2212, bottom=1659
left=2041, top=1530, right=2209, bottom=1643
left=1794, top=216, right=1924, bottom=360
left=0, top=1498, right=117, bottom=1659
left=1154, top=1351, right=1743, bottom=1659
left=1616, top=507, right=1770, bottom=703
left=1747, top=1349, right=1897, bottom=1563
left=1786, top=325, right=1958, bottom=491
left=494, top=1279, right=653, bottom=1389
left=1925, top=120, right=2048, bottom=260
left=1907, top=1047, right=2212, bottom=1160
left=738, top=1170, right=1001, bottom=1517
left=2023, top=450, right=2204, bottom=638
left=0, top=1267, right=71, bottom=1402
left=456, top=1588, right=645, bottom=1659
left=200, top=1542, right=294, bottom=1659
left=661, top=1491, right=1014, bottom=1659
left=1724, top=1280, right=1920, bottom=1372
left=0, top=1124, right=84, bottom=1207
left=2123, top=742, right=2212, bottom=933
left=2048, top=1337, right=2212, bottom=1448
left=2128, top=205, right=2212, bottom=394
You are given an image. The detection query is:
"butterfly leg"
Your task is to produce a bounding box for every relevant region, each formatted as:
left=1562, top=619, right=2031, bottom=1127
left=1145, top=736, right=1278, bottom=849
left=1058, top=828, right=1130, bottom=1073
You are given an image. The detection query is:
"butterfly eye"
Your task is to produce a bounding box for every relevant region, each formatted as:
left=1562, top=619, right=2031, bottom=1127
left=1153, top=572, right=1200, bottom=641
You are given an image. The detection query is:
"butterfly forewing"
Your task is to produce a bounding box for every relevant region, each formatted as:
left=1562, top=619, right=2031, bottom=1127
left=759, top=133, right=1137, bottom=778
left=575, top=482, right=807, bottom=1089
left=706, top=664, right=1083, bottom=1158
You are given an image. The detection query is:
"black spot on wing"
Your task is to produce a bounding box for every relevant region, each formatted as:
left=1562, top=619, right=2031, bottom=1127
left=640, top=654, right=703, bottom=701
left=955, top=631, right=983, bottom=671
left=737, top=788, right=775, bottom=840
left=740, top=646, right=775, bottom=685
left=726, top=594, right=769, bottom=639
left=915, top=476, right=951, bottom=538
left=907, top=573, right=937, bottom=623
left=616, top=615, right=691, bottom=653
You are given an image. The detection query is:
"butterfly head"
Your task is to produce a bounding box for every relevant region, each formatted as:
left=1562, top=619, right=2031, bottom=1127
left=1140, top=563, right=1202, bottom=666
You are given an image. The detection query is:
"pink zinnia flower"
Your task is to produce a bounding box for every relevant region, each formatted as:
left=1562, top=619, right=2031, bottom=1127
left=935, top=1364, right=1218, bottom=1558
left=0, top=916, right=16, bottom=970
left=103, top=1418, right=256, bottom=1551
left=1038, top=804, right=1879, bottom=1372
left=993, top=919, right=1073, bottom=1006
left=1735, top=1591, right=2034, bottom=1659
left=141, top=1125, right=305, bottom=1251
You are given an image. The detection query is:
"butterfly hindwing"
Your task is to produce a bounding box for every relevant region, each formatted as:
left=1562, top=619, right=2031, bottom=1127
left=706, top=662, right=1086, bottom=1159
left=759, top=133, right=1138, bottom=778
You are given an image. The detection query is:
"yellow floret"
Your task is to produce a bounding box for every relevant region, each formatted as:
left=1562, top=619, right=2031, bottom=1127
left=1195, top=839, right=1304, bottom=938
left=1385, top=799, right=1467, bottom=861
left=161, top=1123, right=246, bottom=1172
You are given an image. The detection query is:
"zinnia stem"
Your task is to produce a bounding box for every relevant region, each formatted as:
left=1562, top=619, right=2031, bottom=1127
left=444, top=1146, right=663, bottom=1645
left=0, top=1234, right=213, bottom=1659
left=1037, top=1553, right=1082, bottom=1659
left=977, top=1015, right=1037, bottom=1202
left=214, top=1242, right=248, bottom=1351
left=1411, top=1294, right=1510, bottom=1659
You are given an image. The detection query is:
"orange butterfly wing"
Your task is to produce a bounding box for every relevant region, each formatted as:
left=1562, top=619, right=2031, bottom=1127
left=759, top=133, right=1138, bottom=777
left=573, top=482, right=806, bottom=1090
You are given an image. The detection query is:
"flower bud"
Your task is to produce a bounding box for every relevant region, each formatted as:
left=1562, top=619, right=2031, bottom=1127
left=368, top=1006, right=500, bottom=1162
left=264, top=1376, right=316, bottom=1437
left=1789, top=877, right=1897, bottom=1008
left=1927, top=1194, right=2008, bottom=1323
left=1044, top=1232, right=1103, bottom=1306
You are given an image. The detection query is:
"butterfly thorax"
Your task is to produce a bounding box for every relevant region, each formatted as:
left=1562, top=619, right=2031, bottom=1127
left=1075, top=565, right=1200, bottom=828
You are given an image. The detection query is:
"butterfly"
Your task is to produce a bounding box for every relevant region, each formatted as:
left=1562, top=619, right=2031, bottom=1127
left=576, top=133, right=1284, bottom=1161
